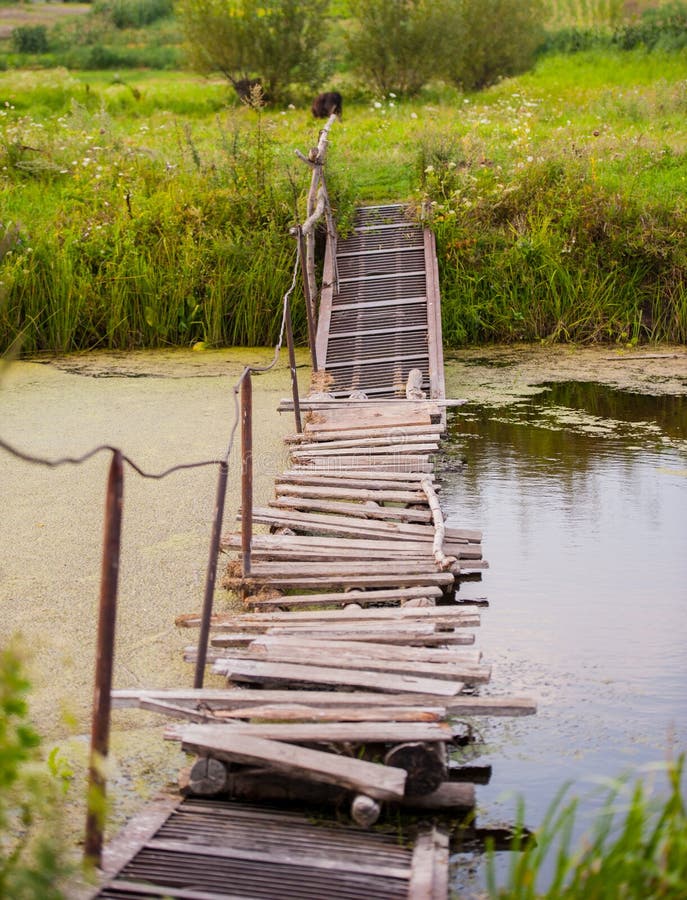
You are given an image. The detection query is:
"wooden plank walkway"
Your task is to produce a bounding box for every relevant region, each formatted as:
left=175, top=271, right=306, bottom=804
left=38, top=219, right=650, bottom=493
left=94, top=204, right=535, bottom=899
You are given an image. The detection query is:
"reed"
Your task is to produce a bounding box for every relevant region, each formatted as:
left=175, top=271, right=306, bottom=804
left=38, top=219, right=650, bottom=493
left=486, top=755, right=687, bottom=899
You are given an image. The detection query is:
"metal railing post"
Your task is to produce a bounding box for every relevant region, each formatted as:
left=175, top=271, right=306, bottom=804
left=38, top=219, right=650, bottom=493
left=241, top=372, right=253, bottom=576
left=85, top=449, right=123, bottom=868
left=285, top=296, right=302, bottom=433
left=193, top=459, right=229, bottom=689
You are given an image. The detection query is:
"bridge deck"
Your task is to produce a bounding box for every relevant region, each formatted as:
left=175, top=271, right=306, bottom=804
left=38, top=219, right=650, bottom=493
left=317, top=204, right=445, bottom=400
left=93, top=204, right=535, bottom=900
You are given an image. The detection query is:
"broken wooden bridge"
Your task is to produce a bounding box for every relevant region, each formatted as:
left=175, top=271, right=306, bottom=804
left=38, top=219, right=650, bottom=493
left=94, top=198, right=536, bottom=898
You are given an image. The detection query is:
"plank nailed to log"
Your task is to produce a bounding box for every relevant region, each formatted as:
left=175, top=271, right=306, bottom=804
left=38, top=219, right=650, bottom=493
left=179, top=727, right=408, bottom=801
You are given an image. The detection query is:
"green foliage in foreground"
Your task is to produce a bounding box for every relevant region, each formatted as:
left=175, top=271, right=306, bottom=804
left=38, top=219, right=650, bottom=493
left=0, top=642, right=71, bottom=899
left=486, top=755, right=687, bottom=899
left=1, top=49, right=687, bottom=353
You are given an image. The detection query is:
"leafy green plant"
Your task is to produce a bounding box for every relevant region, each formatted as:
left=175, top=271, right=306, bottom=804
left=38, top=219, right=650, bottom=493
left=486, top=755, right=687, bottom=899
left=10, top=26, right=50, bottom=55
left=0, top=642, right=71, bottom=899
left=178, top=0, right=330, bottom=102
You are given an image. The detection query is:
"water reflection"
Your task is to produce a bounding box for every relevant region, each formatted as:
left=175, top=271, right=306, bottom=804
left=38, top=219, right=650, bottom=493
left=441, top=382, right=687, bottom=894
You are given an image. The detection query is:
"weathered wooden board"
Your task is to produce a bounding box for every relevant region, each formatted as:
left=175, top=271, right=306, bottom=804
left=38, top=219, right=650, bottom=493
left=178, top=728, right=408, bottom=801
left=230, top=605, right=480, bottom=626
left=235, top=635, right=482, bottom=663
left=174, top=721, right=454, bottom=745
left=211, top=704, right=448, bottom=723
left=268, top=497, right=434, bottom=524
left=112, top=689, right=538, bottom=716
left=408, top=827, right=450, bottom=900
left=274, top=483, right=428, bottom=503
left=213, top=644, right=491, bottom=684
left=223, top=572, right=455, bottom=591
left=214, top=659, right=466, bottom=696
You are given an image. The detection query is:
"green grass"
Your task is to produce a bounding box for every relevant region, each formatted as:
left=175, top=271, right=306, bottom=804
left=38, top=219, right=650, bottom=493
left=2, top=45, right=687, bottom=352
left=486, top=755, right=687, bottom=899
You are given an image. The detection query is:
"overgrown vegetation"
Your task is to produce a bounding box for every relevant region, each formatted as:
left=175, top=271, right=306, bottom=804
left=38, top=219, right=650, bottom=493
left=0, top=2, right=686, bottom=351
left=0, top=642, right=71, bottom=899
left=486, top=755, right=687, bottom=898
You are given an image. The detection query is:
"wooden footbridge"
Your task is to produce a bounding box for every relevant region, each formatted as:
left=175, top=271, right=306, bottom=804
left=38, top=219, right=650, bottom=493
left=90, top=120, right=536, bottom=899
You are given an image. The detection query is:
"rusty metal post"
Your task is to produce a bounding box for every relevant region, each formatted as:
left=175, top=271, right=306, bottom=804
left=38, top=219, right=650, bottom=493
left=284, top=296, right=302, bottom=434
left=193, top=459, right=229, bottom=689
left=296, top=226, right=319, bottom=372
left=85, top=449, right=123, bottom=868
left=241, top=371, right=253, bottom=577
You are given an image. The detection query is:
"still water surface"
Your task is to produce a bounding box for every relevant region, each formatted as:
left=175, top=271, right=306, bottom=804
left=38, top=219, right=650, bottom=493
left=441, top=382, right=687, bottom=889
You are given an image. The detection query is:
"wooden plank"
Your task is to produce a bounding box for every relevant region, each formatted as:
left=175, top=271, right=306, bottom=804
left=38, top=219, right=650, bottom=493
left=179, top=728, right=408, bottom=801
left=408, top=827, right=450, bottom=900
left=226, top=606, right=480, bottom=625
left=249, top=586, right=447, bottom=609
left=223, top=572, right=455, bottom=591
left=112, top=689, right=537, bottom=716
left=293, top=435, right=441, bottom=451
left=207, top=629, right=472, bottom=648
left=216, top=645, right=491, bottom=684
left=276, top=473, right=435, bottom=493
left=214, top=659, right=466, bottom=696
left=101, top=793, right=180, bottom=877
left=145, top=838, right=412, bottom=881
left=289, top=438, right=439, bottom=459
left=267, top=497, right=433, bottom=524
left=274, top=483, right=428, bottom=503
left=236, top=636, right=482, bottom=663
left=232, top=561, right=453, bottom=577
left=247, top=507, right=477, bottom=543
left=175, top=721, right=453, bottom=745
left=279, top=468, right=438, bottom=483
left=293, top=425, right=445, bottom=442
left=211, top=705, right=448, bottom=723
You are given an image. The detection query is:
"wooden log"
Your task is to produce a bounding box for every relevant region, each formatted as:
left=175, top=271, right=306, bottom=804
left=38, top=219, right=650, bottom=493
left=179, top=727, right=407, bottom=801
left=384, top=742, right=448, bottom=796
left=421, top=476, right=452, bottom=569
left=280, top=467, right=437, bottom=483
left=351, top=794, right=381, bottom=827
left=185, top=756, right=229, bottom=796
left=232, top=560, right=448, bottom=577
left=276, top=471, right=438, bottom=492
left=291, top=443, right=439, bottom=457
left=191, top=766, right=474, bottom=813
left=292, top=435, right=441, bottom=452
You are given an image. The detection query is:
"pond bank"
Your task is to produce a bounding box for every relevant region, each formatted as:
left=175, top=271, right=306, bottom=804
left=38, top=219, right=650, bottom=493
left=1, top=342, right=685, bottom=860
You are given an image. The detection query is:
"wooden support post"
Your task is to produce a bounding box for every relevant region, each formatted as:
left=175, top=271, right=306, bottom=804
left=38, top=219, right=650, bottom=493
left=193, top=459, right=229, bottom=689
left=296, top=225, right=319, bottom=372
left=85, top=449, right=123, bottom=868
left=241, top=372, right=253, bottom=576
left=284, top=296, right=302, bottom=433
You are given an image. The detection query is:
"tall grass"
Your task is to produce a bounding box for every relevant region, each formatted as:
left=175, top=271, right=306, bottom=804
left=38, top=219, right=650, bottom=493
left=2, top=47, right=687, bottom=353
left=486, top=755, right=687, bottom=899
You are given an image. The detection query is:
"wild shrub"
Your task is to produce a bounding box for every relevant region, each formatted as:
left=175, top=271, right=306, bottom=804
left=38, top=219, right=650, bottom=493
left=444, top=0, right=546, bottom=91
left=178, top=0, right=330, bottom=103
left=94, top=0, right=174, bottom=29
left=10, top=26, right=50, bottom=55
left=346, top=0, right=451, bottom=96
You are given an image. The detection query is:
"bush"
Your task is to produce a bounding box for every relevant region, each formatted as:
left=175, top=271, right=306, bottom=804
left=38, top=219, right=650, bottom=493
left=346, top=0, right=451, bottom=96
left=445, top=0, right=546, bottom=91
left=94, top=0, right=174, bottom=29
left=178, top=0, right=330, bottom=102
left=10, top=26, right=49, bottom=55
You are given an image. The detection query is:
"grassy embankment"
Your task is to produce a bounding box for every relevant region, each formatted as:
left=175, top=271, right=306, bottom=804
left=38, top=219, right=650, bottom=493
left=1, top=5, right=687, bottom=352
